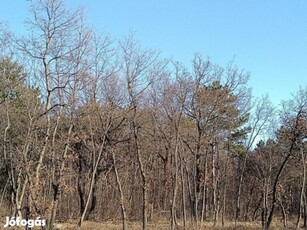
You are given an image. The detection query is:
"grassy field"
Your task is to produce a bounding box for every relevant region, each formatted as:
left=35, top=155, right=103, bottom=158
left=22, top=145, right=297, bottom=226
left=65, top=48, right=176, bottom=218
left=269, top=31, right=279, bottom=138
left=0, top=218, right=303, bottom=229
left=48, top=220, right=304, bottom=230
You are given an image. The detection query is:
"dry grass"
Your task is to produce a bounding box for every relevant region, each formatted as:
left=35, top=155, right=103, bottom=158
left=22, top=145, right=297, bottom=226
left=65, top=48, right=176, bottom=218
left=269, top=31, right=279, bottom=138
left=0, top=219, right=303, bottom=230
left=49, top=219, right=301, bottom=230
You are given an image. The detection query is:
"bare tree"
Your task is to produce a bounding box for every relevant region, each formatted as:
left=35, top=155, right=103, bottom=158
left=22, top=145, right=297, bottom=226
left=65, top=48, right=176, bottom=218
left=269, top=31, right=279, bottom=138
left=15, top=0, right=91, bottom=228
left=234, top=95, right=275, bottom=227
left=296, top=139, right=307, bottom=229
left=262, top=88, right=307, bottom=230
left=121, top=34, right=159, bottom=230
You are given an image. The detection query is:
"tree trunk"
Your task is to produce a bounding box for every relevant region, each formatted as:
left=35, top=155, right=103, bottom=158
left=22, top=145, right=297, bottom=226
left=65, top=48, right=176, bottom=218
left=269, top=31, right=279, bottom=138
left=131, top=119, right=148, bottom=230
left=213, top=142, right=220, bottom=226
left=297, top=146, right=306, bottom=230
left=47, top=124, right=73, bottom=230
left=78, top=134, right=106, bottom=227
left=112, top=151, right=127, bottom=230
left=235, top=154, right=247, bottom=227
left=171, top=136, right=179, bottom=230
left=179, top=151, right=186, bottom=228
left=186, top=166, right=193, bottom=222
left=200, top=148, right=208, bottom=226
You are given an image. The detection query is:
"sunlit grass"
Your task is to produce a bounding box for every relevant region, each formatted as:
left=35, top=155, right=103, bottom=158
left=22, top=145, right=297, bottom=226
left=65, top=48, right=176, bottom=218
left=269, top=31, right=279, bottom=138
left=36, top=219, right=299, bottom=230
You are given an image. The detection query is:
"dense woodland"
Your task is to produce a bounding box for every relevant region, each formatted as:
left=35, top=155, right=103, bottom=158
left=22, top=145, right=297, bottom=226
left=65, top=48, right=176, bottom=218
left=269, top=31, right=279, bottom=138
left=0, top=1, right=306, bottom=230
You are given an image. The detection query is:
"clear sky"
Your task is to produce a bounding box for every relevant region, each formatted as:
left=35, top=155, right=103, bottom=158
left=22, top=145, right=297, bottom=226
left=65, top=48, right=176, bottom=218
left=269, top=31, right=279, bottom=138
left=1, top=0, right=306, bottom=106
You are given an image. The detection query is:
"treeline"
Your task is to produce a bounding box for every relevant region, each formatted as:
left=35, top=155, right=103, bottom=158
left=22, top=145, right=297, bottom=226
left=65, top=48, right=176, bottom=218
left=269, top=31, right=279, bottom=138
left=0, top=1, right=306, bottom=230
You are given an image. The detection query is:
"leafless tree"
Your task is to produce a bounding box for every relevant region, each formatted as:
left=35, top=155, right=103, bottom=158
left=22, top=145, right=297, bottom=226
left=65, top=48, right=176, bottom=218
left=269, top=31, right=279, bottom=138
left=120, top=34, right=159, bottom=230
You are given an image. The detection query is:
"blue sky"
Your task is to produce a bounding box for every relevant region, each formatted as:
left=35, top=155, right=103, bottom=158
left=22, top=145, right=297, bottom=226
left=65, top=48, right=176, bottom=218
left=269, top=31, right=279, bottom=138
left=1, top=0, right=306, bottom=106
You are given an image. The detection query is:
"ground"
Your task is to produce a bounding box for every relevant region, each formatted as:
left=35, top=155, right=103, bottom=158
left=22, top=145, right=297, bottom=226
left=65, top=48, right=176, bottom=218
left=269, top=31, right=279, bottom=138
left=0, top=218, right=304, bottom=229
left=69, top=220, right=301, bottom=230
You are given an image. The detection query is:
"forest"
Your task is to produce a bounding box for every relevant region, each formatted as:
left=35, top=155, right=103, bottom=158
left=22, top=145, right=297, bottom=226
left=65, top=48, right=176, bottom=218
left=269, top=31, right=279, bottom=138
left=0, top=0, right=306, bottom=230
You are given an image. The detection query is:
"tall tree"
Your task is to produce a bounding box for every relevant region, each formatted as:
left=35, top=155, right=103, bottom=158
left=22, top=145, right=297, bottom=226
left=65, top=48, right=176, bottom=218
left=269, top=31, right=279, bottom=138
left=263, top=87, right=307, bottom=230
left=15, top=0, right=91, bottom=228
left=121, top=34, right=159, bottom=230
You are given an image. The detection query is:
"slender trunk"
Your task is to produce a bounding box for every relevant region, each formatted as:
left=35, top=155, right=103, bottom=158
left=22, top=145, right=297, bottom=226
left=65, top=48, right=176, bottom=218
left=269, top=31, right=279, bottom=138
left=222, top=182, right=226, bottom=226
left=200, top=182, right=206, bottom=228
left=264, top=154, right=292, bottom=230
left=297, top=146, right=306, bottom=230
left=112, top=151, right=127, bottom=230
left=4, top=100, right=29, bottom=219
left=15, top=173, right=27, bottom=219
left=128, top=78, right=147, bottom=230
left=78, top=159, right=85, bottom=217
left=137, top=144, right=147, bottom=230
left=200, top=148, right=208, bottom=226
left=186, top=166, right=193, bottom=222
left=78, top=134, right=107, bottom=227
left=179, top=151, right=186, bottom=228
left=253, top=196, right=262, bottom=221
left=222, top=150, right=230, bottom=226
left=280, top=201, right=287, bottom=227
left=265, top=110, right=302, bottom=230
left=213, top=142, right=220, bottom=226
left=48, top=124, right=73, bottom=230
left=171, top=136, right=179, bottom=230
left=193, top=149, right=199, bottom=223
left=235, top=154, right=247, bottom=227
left=132, top=120, right=147, bottom=230
left=194, top=119, right=202, bottom=223
left=87, top=179, right=98, bottom=220
left=35, top=59, right=52, bottom=187
left=0, top=178, right=9, bottom=205
left=262, top=178, right=269, bottom=230
left=304, top=191, right=307, bottom=229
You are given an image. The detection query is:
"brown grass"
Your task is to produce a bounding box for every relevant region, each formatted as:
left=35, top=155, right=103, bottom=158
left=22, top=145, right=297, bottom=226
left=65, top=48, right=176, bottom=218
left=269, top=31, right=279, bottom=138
left=49, top=219, right=300, bottom=230
left=0, top=219, right=302, bottom=230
